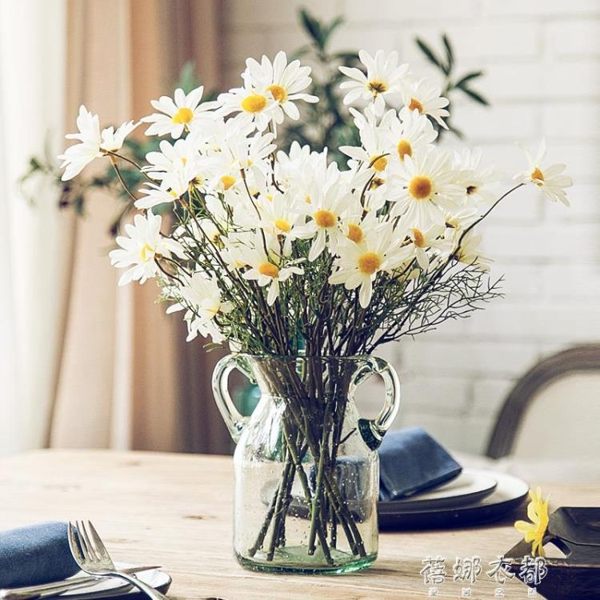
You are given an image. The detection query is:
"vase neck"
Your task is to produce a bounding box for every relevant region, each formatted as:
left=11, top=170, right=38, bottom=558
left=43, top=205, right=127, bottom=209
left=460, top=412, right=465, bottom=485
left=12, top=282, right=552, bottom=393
left=236, top=355, right=370, bottom=405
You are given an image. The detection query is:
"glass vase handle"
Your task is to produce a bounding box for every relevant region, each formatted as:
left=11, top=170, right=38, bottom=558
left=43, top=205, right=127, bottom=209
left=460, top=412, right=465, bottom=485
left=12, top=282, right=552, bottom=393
left=212, top=354, right=250, bottom=443
left=355, top=356, right=401, bottom=450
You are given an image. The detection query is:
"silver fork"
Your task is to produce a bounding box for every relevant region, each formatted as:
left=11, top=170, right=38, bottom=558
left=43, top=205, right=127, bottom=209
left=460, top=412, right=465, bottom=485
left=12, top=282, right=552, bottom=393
left=67, top=521, right=168, bottom=600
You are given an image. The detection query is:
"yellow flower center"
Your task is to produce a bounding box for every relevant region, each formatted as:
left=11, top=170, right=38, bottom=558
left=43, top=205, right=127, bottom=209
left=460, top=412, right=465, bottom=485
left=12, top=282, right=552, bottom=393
left=408, top=98, right=424, bottom=113
left=358, top=251, right=382, bottom=275
left=408, top=175, right=433, bottom=200
left=274, top=218, right=292, bottom=233
left=368, top=80, right=388, bottom=95
left=220, top=175, right=236, bottom=190
left=139, top=243, right=155, bottom=262
left=531, top=167, right=545, bottom=186
left=305, top=195, right=312, bottom=204
left=347, top=223, right=364, bottom=243
left=411, top=228, right=426, bottom=248
left=313, top=209, right=337, bottom=228
left=267, top=84, right=288, bottom=103
left=397, top=139, right=413, bottom=160
left=258, top=262, right=279, bottom=278
left=241, top=93, right=267, bottom=113
left=370, top=155, right=388, bottom=172
left=171, top=107, right=194, bottom=125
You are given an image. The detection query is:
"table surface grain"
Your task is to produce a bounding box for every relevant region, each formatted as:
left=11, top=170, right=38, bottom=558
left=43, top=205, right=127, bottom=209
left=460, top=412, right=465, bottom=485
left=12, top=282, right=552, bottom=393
left=1, top=450, right=599, bottom=599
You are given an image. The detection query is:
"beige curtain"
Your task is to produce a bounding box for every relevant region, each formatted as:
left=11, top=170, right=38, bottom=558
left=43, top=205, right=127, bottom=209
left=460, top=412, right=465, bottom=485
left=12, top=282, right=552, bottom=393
left=50, top=0, right=231, bottom=454
left=0, top=0, right=68, bottom=455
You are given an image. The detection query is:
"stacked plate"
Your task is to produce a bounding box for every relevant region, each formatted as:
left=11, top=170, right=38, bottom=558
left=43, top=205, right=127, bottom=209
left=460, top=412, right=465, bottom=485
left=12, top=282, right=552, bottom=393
left=378, top=469, right=529, bottom=530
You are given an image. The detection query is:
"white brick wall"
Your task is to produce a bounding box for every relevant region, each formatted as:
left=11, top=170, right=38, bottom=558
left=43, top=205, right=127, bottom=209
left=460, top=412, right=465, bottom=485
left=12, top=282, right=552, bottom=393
left=223, top=0, right=600, bottom=453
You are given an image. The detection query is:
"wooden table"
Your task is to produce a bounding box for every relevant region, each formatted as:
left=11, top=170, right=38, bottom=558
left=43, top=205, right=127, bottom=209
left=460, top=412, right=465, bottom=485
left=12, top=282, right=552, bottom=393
left=1, top=450, right=598, bottom=599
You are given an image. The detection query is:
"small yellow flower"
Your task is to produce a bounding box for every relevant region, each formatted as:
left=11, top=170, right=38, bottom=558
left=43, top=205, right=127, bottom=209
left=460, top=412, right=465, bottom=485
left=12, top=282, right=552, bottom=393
left=514, top=487, right=550, bottom=557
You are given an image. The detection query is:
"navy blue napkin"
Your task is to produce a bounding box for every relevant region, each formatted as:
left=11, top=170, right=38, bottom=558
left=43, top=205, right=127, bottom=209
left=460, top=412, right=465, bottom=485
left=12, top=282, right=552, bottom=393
left=0, top=522, right=80, bottom=587
left=378, top=427, right=462, bottom=501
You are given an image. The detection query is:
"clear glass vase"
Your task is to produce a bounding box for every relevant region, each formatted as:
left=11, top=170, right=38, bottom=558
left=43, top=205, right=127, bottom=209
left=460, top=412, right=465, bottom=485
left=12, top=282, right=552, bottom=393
left=212, top=354, right=401, bottom=574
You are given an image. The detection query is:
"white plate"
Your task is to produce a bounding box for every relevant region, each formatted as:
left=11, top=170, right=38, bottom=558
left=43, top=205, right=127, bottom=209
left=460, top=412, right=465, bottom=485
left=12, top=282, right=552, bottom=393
left=61, top=563, right=171, bottom=600
left=382, top=468, right=498, bottom=511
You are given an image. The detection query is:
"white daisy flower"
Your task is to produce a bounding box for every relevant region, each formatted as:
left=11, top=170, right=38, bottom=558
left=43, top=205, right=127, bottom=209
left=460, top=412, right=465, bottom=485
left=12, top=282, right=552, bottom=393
left=296, top=166, right=352, bottom=261
left=339, top=50, right=409, bottom=115
left=135, top=172, right=189, bottom=209
left=59, top=105, right=139, bottom=181
left=401, top=79, right=449, bottom=129
left=329, top=223, right=405, bottom=308
left=275, top=142, right=330, bottom=197
left=391, top=148, right=464, bottom=228
left=202, top=121, right=275, bottom=194
left=211, top=169, right=242, bottom=195
left=406, top=224, right=445, bottom=271
left=166, top=272, right=232, bottom=342
left=340, top=107, right=391, bottom=173
left=256, top=193, right=306, bottom=255
left=242, top=242, right=304, bottom=305
left=451, top=230, right=492, bottom=272
left=516, top=140, right=572, bottom=206
left=243, top=51, right=318, bottom=121
left=144, top=138, right=194, bottom=180
left=109, top=213, right=184, bottom=286
left=143, top=138, right=214, bottom=191
left=386, top=107, right=438, bottom=163
left=217, top=84, right=278, bottom=132
left=223, top=128, right=276, bottom=172
left=339, top=208, right=380, bottom=248
left=444, top=207, right=479, bottom=232
left=453, top=148, right=497, bottom=206
left=142, top=86, right=216, bottom=139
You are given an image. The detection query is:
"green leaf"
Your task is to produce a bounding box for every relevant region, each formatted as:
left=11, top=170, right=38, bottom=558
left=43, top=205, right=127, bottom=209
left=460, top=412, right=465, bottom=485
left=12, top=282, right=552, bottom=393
left=332, top=51, right=359, bottom=63
left=415, top=37, right=449, bottom=75
left=454, top=71, right=484, bottom=88
left=442, top=33, right=454, bottom=72
left=323, top=15, right=344, bottom=46
left=459, top=86, right=490, bottom=106
left=299, top=9, right=324, bottom=48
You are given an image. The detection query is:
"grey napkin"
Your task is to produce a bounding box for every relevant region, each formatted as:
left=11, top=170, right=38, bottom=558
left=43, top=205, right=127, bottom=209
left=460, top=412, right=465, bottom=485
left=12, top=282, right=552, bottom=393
left=0, top=522, right=80, bottom=587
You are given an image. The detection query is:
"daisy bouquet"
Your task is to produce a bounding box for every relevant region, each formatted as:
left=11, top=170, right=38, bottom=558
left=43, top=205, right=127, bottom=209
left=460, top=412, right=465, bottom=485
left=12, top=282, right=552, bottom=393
left=59, top=50, right=571, bottom=570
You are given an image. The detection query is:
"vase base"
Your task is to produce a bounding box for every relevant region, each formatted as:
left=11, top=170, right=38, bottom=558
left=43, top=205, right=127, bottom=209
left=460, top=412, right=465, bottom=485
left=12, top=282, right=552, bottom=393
left=236, top=547, right=377, bottom=575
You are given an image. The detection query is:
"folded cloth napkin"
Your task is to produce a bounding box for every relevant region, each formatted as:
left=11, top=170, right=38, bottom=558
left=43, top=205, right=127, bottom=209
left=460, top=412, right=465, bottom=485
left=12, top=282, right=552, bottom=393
left=0, top=522, right=80, bottom=587
left=378, top=427, right=462, bottom=501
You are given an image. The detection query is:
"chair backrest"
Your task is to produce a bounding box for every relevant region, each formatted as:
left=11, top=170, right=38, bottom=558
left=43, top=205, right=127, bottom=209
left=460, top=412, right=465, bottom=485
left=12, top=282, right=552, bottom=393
left=486, top=345, right=600, bottom=460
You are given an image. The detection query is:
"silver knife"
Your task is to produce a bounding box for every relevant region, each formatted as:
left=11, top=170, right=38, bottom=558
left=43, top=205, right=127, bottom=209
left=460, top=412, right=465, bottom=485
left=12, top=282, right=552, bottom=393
left=0, top=565, right=161, bottom=600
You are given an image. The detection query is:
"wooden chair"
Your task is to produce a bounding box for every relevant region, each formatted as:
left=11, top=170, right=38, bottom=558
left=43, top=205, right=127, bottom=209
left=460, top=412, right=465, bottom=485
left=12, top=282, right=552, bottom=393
left=486, top=345, right=600, bottom=460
